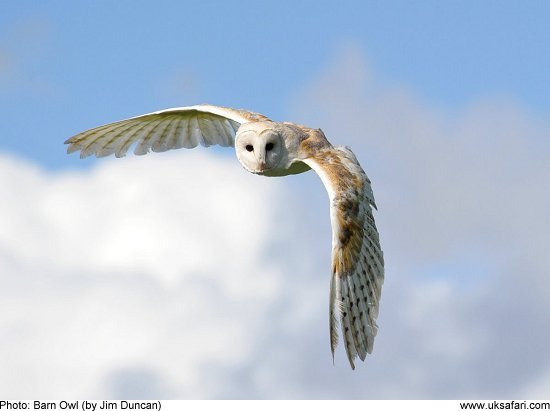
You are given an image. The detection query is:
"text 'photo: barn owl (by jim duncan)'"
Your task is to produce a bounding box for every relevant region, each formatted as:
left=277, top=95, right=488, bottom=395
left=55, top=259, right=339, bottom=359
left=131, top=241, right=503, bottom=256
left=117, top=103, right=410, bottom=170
left=65, top=104, right=384, bottom=369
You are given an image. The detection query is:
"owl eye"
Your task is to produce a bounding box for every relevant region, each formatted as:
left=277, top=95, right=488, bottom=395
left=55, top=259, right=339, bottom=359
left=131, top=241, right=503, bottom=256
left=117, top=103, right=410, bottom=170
left=245, top=144, right=253, bottom=152
left=266, top=143, right=274, bottom=151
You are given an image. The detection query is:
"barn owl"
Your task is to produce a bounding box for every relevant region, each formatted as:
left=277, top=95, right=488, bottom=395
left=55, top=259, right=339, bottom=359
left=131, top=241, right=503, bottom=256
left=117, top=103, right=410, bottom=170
left=65, top=104, right=384, bottom=369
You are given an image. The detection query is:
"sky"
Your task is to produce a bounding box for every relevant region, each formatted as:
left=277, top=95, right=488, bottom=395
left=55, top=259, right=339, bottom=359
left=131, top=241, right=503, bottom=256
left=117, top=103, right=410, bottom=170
left=1, top=0, right=550, bottom=399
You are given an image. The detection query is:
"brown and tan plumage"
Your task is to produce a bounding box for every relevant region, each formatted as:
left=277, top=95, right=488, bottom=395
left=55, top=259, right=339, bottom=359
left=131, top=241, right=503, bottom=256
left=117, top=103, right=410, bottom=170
left=65, top=104, right=384, bottom=369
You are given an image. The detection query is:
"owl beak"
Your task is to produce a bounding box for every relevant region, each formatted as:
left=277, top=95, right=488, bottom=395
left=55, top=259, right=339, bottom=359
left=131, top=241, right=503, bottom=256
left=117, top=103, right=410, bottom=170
left=255, top=162, right=267, bottom=174
left=256, top=153, right=267, bottom=171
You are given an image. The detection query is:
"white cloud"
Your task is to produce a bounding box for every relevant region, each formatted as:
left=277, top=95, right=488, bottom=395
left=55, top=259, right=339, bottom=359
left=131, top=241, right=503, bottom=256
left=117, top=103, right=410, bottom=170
left=2, top=46, right=550, bottom=399
left=0, top=151, right=302, bottom=398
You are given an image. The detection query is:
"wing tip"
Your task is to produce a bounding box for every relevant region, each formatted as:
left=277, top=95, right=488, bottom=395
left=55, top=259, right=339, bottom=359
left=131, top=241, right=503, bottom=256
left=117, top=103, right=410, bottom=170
left=66, top=144, right=79, bottom=155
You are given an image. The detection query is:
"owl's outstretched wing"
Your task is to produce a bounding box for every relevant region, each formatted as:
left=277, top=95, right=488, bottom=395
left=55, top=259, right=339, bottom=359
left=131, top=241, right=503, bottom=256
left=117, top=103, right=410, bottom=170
left=65, top=105, right=271, bottom=158
left=303, top=146, right=384, bottom=369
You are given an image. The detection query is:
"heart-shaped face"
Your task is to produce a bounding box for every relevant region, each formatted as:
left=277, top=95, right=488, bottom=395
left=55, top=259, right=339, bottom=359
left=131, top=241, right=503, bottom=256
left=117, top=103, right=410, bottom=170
left=235, top=121, right=285, bottom=175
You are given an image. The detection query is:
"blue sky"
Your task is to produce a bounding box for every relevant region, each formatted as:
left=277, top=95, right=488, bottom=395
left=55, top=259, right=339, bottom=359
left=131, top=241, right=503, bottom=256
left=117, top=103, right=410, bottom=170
left=1, top=1, right=549, bottom=168
left=2, top=1, right=550, bottom=399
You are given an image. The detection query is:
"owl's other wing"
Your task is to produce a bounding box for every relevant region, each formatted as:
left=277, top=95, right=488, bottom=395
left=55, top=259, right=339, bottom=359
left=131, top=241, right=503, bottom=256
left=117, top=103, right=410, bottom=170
left=303, top=146, right=384, bottom=369
left=65, top=104, right=271, bottom=158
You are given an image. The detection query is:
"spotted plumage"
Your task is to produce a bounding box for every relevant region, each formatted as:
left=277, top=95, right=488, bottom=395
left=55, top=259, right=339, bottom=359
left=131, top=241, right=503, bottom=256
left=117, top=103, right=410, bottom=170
left=65, top=104, right=384, bottom=369
left=301, top=135, right=383, bottom=369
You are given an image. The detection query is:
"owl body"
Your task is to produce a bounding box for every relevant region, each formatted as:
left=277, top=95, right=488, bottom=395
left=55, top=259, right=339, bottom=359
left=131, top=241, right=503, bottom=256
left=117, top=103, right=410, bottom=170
left=65, top=104, right=384, bottom=369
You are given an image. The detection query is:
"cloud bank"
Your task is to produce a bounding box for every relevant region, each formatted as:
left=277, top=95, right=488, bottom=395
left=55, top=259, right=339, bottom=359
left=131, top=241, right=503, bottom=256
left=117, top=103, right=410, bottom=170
left=1, top=48, right=550, bottom=399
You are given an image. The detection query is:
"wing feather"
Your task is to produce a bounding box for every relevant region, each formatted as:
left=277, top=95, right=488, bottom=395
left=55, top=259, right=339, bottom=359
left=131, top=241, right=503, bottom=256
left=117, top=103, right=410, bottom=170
left=188, top=116, right=202, bottom=148
left=303, top=145, right=384, bottom=369
left=134, top=119, right=165, bottom=155
left=150, top=118, right=174, bottom=151
left=65, top=104, right=271, bottom=158
left=151, top=116, right=179, bottom=153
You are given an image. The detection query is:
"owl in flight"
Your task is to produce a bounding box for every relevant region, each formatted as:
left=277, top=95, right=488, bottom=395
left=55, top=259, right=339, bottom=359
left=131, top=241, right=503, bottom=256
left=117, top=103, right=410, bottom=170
left=65, top=104, right=384, bottom=369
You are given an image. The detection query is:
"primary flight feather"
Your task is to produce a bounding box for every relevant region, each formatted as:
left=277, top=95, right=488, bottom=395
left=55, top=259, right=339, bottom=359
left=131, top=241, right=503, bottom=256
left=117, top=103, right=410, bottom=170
left=65, top=104, right=384, bottom=369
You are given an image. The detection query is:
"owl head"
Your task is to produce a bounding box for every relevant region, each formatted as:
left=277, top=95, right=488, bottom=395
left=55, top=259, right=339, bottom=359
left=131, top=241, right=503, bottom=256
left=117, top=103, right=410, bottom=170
left=234, top=121, right=288, bottom=175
